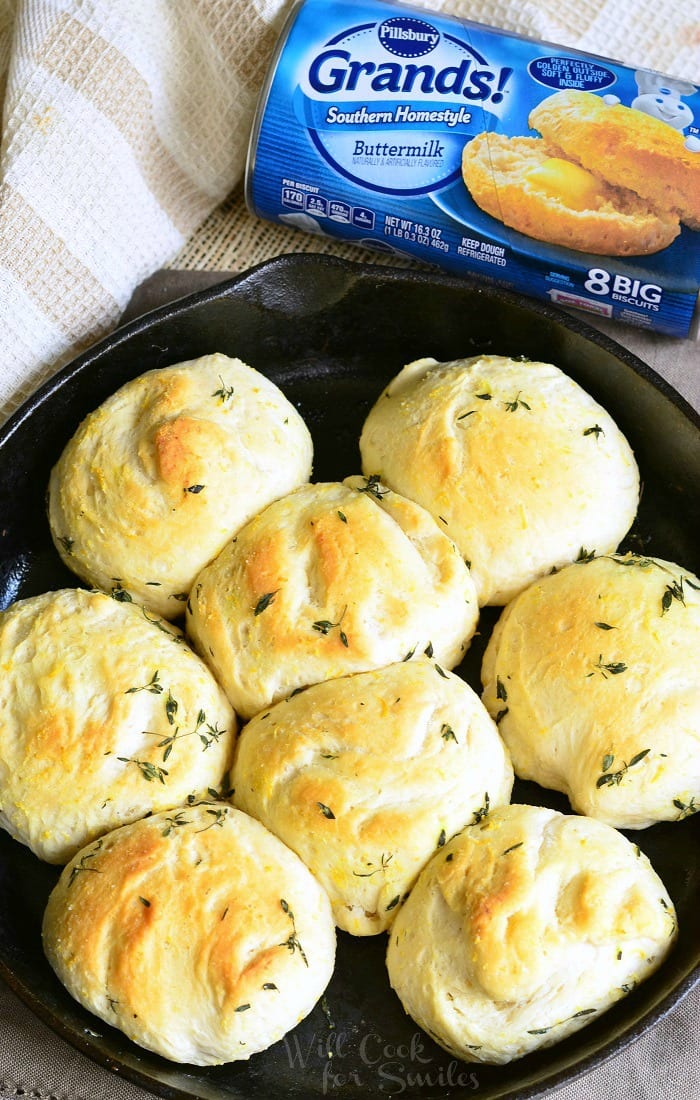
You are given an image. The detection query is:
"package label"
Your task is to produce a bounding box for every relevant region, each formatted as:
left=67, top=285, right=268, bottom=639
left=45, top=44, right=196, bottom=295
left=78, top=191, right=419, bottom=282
left=246, top=0, right=700, bottom=337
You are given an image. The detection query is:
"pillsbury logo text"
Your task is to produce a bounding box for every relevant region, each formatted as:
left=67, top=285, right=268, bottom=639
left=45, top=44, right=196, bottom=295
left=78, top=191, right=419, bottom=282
left=377, top=17, right=440, bottom=57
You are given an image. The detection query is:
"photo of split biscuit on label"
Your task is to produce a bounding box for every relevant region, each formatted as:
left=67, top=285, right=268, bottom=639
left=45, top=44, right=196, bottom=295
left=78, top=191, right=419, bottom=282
left=461, top=88, right=700, bottom=255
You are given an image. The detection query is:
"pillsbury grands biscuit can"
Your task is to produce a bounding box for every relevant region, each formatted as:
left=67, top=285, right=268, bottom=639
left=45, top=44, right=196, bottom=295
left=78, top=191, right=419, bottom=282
left=245, top=0, right=700, bottom=337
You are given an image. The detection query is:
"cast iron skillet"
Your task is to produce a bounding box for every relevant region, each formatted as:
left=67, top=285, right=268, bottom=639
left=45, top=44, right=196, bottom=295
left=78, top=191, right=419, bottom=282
left=0, top=255, right=698, bottom=1100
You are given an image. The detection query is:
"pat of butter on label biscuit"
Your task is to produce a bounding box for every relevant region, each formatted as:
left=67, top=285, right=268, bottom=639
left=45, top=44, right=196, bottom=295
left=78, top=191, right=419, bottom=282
left=526, top=158, right=603, bottom=211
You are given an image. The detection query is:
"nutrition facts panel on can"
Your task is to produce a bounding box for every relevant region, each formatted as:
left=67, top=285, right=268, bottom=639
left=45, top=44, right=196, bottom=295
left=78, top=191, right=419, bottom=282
left=281, top=178, right=376, bottom=230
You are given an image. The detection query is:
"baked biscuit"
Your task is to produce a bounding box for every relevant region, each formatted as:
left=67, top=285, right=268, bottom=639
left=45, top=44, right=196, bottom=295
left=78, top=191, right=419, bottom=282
left=481, top=553, right=700, bottom=829
left=462, top=131, right=679, bottom=255
left=47, top=353, right=313, bottom=619
left=530, top=89, right=700, bottom=229
left=186, top=477, right=478, bottom=718
left=232, top=658, right=513, bottom=935
left=386, top=804, right=677, bottom=1064
left=43, top=803, right=336, bottom=1065
left=0, top=588, right=236, bottom=863
left=359, top=355, right=639, bottom=606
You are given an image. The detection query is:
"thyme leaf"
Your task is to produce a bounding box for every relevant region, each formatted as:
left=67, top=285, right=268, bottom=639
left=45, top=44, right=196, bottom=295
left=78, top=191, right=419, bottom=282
left=503, top=392, right=531, bottom=412
left=196, top=807, right=229, bottom=832
left=589, top=655, right=628, bottom=679
left=147, top=709, right=226, bottom=761
left=110, top=580, right=133, bottom=602
left=353, top=853, right=393, bottom=878
left=317, top=802, right=336, bottom=819
left=57, top=535, right=74, bottom=554
left=254, top=590, right=278, bottom=616
left=141, top=606, right=185, bottom=643
left=596, top=749, right=649, bottom=788
left=527, top=1008, right=596, bottom=1035
left=583, top=424, right=604, bottom=439
left=660, top=896, right=678, bottom=935
left=165, top=690, right=178, bottom=725
left=279, top=899, right=308, bottom=966
left=312, top=606, right=348, bottom=645
left=212, top=376, right=234, bottom=402
left=356, top=474, right=388, bottom=500
left=629, top=749, right=651, bottom=767
left=161, top=810, right=190, bottom=837
left=613, top=554, right=655, bottom=569
left=117, top=756, right=168, bottom=784
left=441, top=723, right=458, bottom=743
left=185, top=484, right=205, bottom=494
left=661, top=577, right=697, bottom=615
left=125, top=670, right=163, bottom=696
left=672, top=797, right=697, bottom=820
left=473, top=792, right=490, bottom=824
left=68, top=840, right=103, bottom=887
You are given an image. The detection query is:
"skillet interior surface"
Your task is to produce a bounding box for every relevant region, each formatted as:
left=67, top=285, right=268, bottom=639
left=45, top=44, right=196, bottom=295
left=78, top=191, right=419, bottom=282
left=0, top=254, right=697, bottom=1100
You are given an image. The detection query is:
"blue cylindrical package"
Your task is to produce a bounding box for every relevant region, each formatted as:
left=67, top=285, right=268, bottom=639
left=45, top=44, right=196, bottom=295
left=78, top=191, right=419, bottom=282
left=245, top=0, right=700, bottom=337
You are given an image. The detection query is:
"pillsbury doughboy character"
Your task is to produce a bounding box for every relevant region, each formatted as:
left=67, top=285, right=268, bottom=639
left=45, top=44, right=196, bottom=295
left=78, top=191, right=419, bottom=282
left=631, top=70, right=699, bottom=150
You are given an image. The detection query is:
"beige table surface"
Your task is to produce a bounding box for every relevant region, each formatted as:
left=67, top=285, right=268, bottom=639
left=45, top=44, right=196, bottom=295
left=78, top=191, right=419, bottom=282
left=1, top=187, right=698, bottom=1100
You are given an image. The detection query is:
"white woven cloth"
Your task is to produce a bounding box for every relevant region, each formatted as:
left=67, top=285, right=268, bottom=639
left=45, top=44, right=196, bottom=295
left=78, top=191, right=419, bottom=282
left=0, top=0, right=698, bottom=425
left=0, top=0, right=289, bottom=422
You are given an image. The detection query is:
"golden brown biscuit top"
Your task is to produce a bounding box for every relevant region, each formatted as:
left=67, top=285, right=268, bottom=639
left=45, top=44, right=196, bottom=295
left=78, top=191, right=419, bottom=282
left=481, top=553, right=700, bottom=828
left=435, top=805, right=675, bottom=1003
left=48, top=354, right=313, bottom=617
left=0, top=588, right=236, bottom=862
left=360, top=355, right=639, bottom=605
left=50, top=808, right=305, bottom=1020
left=187, top=477, right=478, bottom=717
left=232, top=659, right=513, bottom=934
left=42, top=804, right=336, bottom=1064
